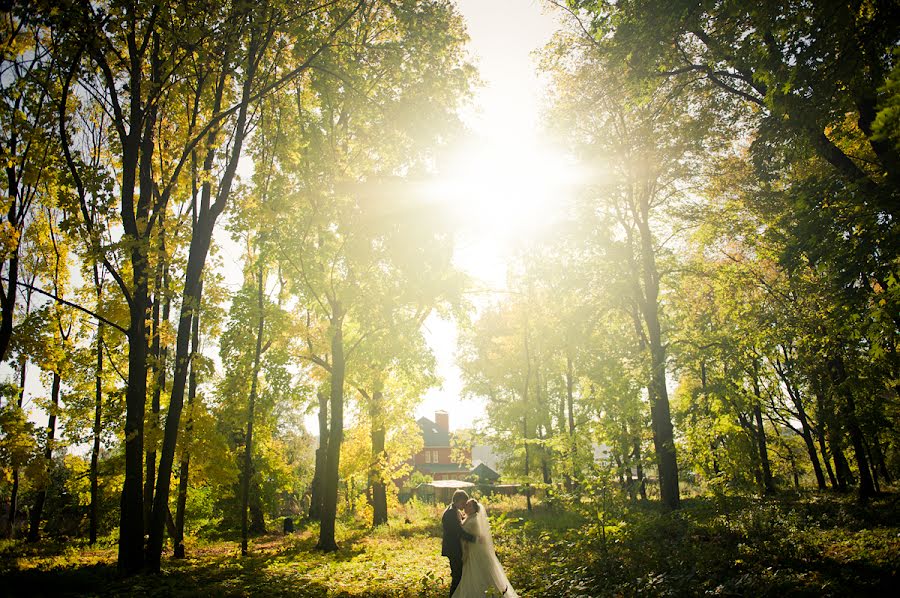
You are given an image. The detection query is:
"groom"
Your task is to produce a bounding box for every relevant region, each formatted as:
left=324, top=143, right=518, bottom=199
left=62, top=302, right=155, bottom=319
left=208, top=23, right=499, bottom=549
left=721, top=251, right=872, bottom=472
left=442, top=489, right=475, bottom=597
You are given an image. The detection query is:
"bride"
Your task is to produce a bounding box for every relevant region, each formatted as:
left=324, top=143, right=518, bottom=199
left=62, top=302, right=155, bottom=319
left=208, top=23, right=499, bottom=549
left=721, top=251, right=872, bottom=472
left=452, top=498, right=518, bottom=598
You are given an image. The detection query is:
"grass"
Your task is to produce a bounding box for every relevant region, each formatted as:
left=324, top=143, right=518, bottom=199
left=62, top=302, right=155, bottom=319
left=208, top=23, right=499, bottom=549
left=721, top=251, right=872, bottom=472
left=1, top=492, right=898, bottom=597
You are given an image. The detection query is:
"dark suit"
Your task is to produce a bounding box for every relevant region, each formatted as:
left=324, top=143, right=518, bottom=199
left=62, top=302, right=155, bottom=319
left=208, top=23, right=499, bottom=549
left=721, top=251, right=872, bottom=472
left=442, top=504, right=475, bottom=597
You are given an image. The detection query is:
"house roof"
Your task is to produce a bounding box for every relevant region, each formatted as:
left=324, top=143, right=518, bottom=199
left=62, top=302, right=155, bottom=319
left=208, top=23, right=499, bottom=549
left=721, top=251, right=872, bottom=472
left=417, top=463, right=469, bottom=474
left=416, top=416, right=450, bottom=447
left=471, top=462, right=500, bottom=481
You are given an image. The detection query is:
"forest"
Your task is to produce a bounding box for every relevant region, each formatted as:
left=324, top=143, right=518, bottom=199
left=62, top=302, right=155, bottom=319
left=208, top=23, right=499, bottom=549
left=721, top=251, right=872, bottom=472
left=1, top=0, right=898, bottom=596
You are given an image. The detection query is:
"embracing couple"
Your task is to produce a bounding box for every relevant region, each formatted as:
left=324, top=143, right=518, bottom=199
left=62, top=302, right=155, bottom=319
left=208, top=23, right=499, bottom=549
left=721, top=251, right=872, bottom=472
left=441, top=490, right=518, bottom=598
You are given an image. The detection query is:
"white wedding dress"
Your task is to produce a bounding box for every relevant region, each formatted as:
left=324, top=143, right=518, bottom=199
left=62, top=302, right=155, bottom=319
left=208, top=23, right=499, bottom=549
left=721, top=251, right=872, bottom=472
left=451, top=506, right=518, bottom=598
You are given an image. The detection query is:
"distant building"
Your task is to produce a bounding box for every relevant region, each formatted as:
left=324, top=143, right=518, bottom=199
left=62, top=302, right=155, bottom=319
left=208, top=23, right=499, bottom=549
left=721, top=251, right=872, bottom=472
left=470, top=462, right=500, bottom=483
left=471, top=444, right=500, bottom=471
left=412, top=411, right=470, bottom=480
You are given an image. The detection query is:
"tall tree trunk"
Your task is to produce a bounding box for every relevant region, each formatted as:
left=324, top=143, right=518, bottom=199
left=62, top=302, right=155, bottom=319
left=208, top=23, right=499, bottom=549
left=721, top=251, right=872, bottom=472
left=751, top=367, right=775, bottom=494
left=370, top=386, right=388, bottom=527
left=753, top=404, right=775, bottom=494
left=174, top=135, right=204, bottom=561
left=89, top=263, right=106, bottom=546
left=788, top=451, right=800, bottom=490
left=636, top=214, right=679, bottom=510
left=174, top=283, right=201, bottom=559
left=7, top=356, right=28, bottom=538
left=28, top=372, right=60, bottom=542
left=827, top=356, right=875, bottom=500
left=309, top=387, right=328, bottom=521
left=147, top=28, right=259, bottom=570
left=777, top=363, right=827, bottom=489
left=812, top=386, right=839, bottom=490
left=0, top=154, right=22, bottom=362
left=864, top=438, right=881, bottom=493
left=522, top=316, right=533, bottom=513
left=144, top=258, right=164, bottom=534
left=0, top=250, right=19, bottom=362
left=816, top=424, right=838, bottom=490
left=565, top=352, right=577, bottom=490
left=523, top=415, right=532, bottom=513
left=317, top=305, right=344, bottom=552
left=844, top=399, right=876, bottom=500
left=241, top=263, right=266, bottom=556
left=118, top=16, right=162, bottom=569
left=89, top=318, right=104, bottom=546
left=796, top=407, right=827, bottom=490
left=121, top=249, right=150, bottom=572
left=871, top=432, right=891, bottom=484
left=538, top=425, right=552, bottom=485
left=620, top=430, right=635, bottom=500
left=633, top=433, right=647, bottom=500
left=828, top=422, right=852, bottom=491
left=249, top=482, right=267, bottom=535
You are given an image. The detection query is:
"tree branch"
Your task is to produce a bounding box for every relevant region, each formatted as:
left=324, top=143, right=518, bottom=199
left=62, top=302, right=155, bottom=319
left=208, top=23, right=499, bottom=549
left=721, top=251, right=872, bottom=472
left=2, top=277, right=127, bottom=334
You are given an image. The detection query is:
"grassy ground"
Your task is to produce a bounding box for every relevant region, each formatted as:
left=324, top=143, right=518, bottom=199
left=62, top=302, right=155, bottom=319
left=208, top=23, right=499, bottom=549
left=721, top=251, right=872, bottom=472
left=1, top=492, right=898, bottom=597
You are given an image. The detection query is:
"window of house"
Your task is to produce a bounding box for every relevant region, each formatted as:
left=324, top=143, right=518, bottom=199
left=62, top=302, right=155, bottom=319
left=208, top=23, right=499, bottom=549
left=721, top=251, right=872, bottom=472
left=425, top=451, right=431, bottom=464
left=432, top=450, right=440, bottom=463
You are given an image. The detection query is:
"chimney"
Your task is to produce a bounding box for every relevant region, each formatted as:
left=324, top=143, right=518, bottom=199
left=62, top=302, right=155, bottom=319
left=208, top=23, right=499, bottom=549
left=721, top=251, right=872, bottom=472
left=435, top=410, right=449, bottom=434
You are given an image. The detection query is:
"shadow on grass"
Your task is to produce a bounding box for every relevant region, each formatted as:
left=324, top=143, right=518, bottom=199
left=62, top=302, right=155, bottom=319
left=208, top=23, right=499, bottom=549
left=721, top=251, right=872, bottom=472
left=0, top=526, right=377, bottom=598
left=525, top=490, right=900, bottom=597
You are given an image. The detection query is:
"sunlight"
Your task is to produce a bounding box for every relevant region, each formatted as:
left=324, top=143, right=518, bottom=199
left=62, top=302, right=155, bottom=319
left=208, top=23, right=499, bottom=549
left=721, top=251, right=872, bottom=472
left=426, top=133, right=581, bottom=289
left=413, top=0, right=571, bottom=431
left=435, top=135, right=576, bottom=236
left=416, top=133, right=582, bottom=432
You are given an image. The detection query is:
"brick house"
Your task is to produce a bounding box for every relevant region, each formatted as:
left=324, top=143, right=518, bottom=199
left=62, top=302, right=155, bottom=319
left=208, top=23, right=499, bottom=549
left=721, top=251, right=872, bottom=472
left=412, top=410, right=470, bottom=480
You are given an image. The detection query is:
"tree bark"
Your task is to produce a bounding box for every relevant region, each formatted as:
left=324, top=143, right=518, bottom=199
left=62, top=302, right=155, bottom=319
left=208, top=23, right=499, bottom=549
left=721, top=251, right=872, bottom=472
left=28, top=371, right=60, bottom=542
left=633, top=434, right=647, bottom=500
left=751, top=367, right=774, bottom=495
left=241, top=263, right=266, bottom=556
left=309, top=387, right=328, bottom=521
left=6, top=355, right=27, bottom=538
left=636, top=206, right=679, bottom=509
left=828, top=422, right=852, bottom=491
left=147, top=23, right=260, bottom=570
left=117, top=22, right=155, bottom=570
left=317, top=304, right=344, bottom=552
left=828, top=356, right=875, bottom=500
left=370, top=386, right=388, bottom=527
left=816, top=423, right=838, bottom=490
left=249, top=483, right=267, bottom=535
left=564, top=352, right=577, bottom=490
left=89, top=318, right=104, bottom=545
left=144, top=258, right=164, bottom=535
left=796, top=405, right=827, bottom=490
left=174, top=282, right=201, bottom=559
left=871, top=433, right=891, bottom=485
left=0, top=248, right=19, bottom=362
left=0, top=154, right=22, bottom=362
left=775, top=359, right=827, bottom=489
left=522, top=316, right=533, bottom=513
left=523, top=415, right=532, bottom=513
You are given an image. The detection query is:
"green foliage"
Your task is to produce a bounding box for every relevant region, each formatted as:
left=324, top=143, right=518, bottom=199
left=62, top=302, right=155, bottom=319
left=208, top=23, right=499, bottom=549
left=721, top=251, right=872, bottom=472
left=1, top=493, right=899, bottom=596
left=0, top=395, right=39, bottom=479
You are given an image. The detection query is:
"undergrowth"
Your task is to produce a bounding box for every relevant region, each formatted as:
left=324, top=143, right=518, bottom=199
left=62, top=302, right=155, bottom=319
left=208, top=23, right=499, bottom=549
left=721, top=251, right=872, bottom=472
left=1, top=492, right=897, bottom=597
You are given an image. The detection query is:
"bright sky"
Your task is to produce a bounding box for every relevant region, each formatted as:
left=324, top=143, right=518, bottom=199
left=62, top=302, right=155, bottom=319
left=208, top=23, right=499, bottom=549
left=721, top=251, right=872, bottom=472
left=415, top=0, right=569, bottom=431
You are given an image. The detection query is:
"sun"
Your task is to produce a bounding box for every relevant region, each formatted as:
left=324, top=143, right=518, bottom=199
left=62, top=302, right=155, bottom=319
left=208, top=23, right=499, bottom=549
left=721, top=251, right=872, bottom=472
left=425, top=131, right=581, bottom=288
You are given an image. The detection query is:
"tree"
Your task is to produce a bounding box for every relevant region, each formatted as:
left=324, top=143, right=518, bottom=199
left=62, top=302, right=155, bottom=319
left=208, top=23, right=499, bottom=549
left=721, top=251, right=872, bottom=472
left=541, top=19, right=723, bottom=507
left=37, top=0, right=367, bottom=571
left=0, top=1, right=58, bottom=362
left=265, top=0, right=472, bottom=550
